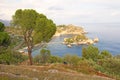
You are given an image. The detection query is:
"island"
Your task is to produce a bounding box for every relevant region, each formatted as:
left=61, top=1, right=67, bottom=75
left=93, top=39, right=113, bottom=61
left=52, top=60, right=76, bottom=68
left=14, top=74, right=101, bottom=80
left=54, top=24, right=99, bottom=47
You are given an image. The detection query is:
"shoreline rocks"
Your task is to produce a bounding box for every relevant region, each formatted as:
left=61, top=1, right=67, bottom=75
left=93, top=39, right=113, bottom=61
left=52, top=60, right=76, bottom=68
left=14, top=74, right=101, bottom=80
left=63, top=35, right=99, bottom=48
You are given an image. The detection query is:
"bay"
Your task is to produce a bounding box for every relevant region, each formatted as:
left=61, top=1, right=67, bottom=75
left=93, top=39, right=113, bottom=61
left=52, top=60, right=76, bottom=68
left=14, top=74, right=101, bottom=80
left=32, top=23, right=120, bottom=56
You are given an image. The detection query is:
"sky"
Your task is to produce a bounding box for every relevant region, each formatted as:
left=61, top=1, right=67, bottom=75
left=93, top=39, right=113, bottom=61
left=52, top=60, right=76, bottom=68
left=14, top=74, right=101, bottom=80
left=0, top=0, right=120, bottom=25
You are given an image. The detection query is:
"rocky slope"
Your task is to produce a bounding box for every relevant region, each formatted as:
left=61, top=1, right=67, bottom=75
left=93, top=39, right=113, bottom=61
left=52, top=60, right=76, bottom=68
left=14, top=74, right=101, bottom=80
left=54, top=24, right=86, bottom=36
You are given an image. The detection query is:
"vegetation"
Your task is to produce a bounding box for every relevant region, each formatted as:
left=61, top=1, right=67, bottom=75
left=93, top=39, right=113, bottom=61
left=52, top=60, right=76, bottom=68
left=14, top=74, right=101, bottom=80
left=0, top=64, right=111, bottom=80
left=0, top=22, right=10, bottom=47
left=0, top=49, right=28, bottom=65
left=0, top=9, right=119, bottom=80
left=34, top=45, right=120, bottom=79
left=12, top=9, right=56, bottom=65
left=0, top=22, right=28, bottom=65
left=98, top=58, right=120, bottom=77
left=55, top=24, right=84, bottom=36
left=82, top=45, right=100, bottom=61
left=34, top=48, right=51, bottom=64
left=0, top=32, right=10, bottom=47
left=34, top=48, right=62, bottom=64
left=64, top=34, right=88, bottom=44
left=82, top=45, right=112, bottom=61
left=0, top=22, right=5, bottom=32
left=81, top=45, right=120, bottom=79
left=63, top=54, right=80, bottom=65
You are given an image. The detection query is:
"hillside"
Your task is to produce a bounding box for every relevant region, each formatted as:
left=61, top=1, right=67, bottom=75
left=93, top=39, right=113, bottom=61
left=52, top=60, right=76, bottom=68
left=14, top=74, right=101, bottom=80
left=0, top=19, right=10, bottom=26
left=54, top=24, right=86, bottom=36
left=0, top=64, right=114, bottom=80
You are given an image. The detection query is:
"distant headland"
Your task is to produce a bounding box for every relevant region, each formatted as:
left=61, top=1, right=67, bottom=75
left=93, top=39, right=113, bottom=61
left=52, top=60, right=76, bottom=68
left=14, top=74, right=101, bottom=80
left=54, top=24, right=99, bottom=47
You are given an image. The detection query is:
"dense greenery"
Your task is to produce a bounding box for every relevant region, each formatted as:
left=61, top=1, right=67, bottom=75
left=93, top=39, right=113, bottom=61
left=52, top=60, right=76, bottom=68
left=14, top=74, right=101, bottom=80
left=0, top=22, right=10, bottom=47
left=0, top=9, right=119, bottom=79
left=12, top=9, right=56, bottom=65
left=0, top=22, right=28, bottom=65
left=0, top=32, right=10, bottom=47
left=34, top=48, right=51, bottom=64
left=0, top=49, right=28, bottom=65
left=34, top=48, right=63, bottom=64
left=33, top=45, right=120, bottom=79
left=0, top=22, right=5, bottom=32
left=63, top=54, right=80, bottom=65
left=82, top=45, right=112, bottom=61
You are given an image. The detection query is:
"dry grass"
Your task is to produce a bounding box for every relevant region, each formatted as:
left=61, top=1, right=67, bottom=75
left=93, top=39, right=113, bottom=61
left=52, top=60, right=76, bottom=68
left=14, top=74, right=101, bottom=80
left=0, top=64, right=114, bottom=80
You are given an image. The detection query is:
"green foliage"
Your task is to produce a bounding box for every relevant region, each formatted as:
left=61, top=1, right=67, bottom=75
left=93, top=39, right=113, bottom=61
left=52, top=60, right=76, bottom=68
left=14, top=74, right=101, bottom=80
left=12, top=9, right=56, bottom=44
left=49, top=56, right=62, bottom=63
left=75, top=35, right=87, bottom=41
left=12, top=9, right=56, bottom=65
left=63, top=54, right=80, bottom=65
left=82, top=45, right=99, bottom=61
left=0, top=49, right=28, bottom=65
left=0, top=22, right=10, bottom=47
left=0, top=32, right=10, bottom=47
left=12, top=9, right=37, bottom=29
left=0, top=22, right=5, bottom=32
left=34, top=17, right=56, bottom=43
left=99, top=50, right=112, bottom=59
left=96, top=58, right=120, bottom=79
left=34, top=48, right=51, bottom=64
left=82, top=45, right=112, bottom=61
left=57, top=25, right=66, bottom=27
left=65, top=38, right=73, bottom=44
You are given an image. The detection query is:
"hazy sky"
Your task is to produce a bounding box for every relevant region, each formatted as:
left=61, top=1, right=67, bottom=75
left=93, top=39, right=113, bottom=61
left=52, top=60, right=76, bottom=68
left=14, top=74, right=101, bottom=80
left=0, top=0, right=120, bottom=25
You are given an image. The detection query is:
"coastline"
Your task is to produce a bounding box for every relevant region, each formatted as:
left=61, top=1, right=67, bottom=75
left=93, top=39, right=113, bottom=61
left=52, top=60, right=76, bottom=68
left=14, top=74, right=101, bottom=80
left=18, top=24, right=99, bottom=54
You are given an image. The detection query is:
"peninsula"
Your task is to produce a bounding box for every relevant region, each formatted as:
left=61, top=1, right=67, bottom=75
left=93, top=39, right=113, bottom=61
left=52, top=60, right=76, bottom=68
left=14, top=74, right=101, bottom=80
left=54, top=24, right=99, bottom=47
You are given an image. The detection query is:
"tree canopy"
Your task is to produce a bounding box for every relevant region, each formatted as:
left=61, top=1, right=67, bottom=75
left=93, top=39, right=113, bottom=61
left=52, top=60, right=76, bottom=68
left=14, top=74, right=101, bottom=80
left=0, top=32, right=10, bottom=47
left=12, top=9, right=56, bottom=65
left=0, top=22, right=5, bottom=32
left=0, top=22, right=10, bottom=47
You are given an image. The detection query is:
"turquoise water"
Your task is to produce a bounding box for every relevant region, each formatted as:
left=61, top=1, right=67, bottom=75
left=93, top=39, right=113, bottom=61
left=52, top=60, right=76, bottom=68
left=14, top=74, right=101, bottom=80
left=32, top=23, right=120, bottom=56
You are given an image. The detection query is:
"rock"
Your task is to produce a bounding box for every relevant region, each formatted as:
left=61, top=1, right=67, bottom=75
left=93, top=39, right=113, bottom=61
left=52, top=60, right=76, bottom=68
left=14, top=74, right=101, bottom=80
left=33, top=78, right=39, bottom=80
left=67, top=44, right=72, bottom=48
left=48, top=69, right=58, bottom=73
left=86, top=39, right=94, bottom=44
left=32, top=69, right=38, bottom=72
left=93, top=38, right=99, bottom=42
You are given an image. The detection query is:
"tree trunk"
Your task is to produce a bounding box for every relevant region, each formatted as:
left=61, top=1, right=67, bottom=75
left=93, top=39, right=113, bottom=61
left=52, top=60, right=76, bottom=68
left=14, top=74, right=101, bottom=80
left=24, top=30, right=33, bottom=65
left=28, top=47, right=33, bottom=65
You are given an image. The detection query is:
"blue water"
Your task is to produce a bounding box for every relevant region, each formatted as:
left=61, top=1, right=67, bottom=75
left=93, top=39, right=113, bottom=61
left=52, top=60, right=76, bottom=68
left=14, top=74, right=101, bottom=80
left=33, top=23, right=120, bottom=56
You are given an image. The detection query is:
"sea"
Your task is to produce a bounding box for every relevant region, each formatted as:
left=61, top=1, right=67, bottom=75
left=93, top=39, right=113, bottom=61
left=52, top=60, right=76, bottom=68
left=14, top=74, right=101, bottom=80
left=32, top=23, right=120, bottom=56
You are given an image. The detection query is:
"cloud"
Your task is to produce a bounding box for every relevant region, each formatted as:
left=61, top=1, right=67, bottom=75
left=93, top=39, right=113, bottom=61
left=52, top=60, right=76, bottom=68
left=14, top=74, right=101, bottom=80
left=48, top=6, right=64, bottom=11
left=0, top=0, right=120, bottom=24
left=111, top=11, right=120, bottom=16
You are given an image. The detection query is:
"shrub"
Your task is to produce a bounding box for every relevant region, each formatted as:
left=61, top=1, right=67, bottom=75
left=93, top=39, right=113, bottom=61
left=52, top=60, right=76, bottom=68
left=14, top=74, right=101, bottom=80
left=0, top=22, right=5, bottom=32
left=63, top=54, right=80, bottom=65
left=99, top=50, right=112, bottom=59
left=49, top=56, right=62, bottom=63
left=0, top=49, right=28, bottom=65
left=0, top=32, right=10, bottom=46
left=97, top=58, right=120, bottom=79
left=34, top=48, right=51, bottom=64
left=82, top=45, right=99, bottom=61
